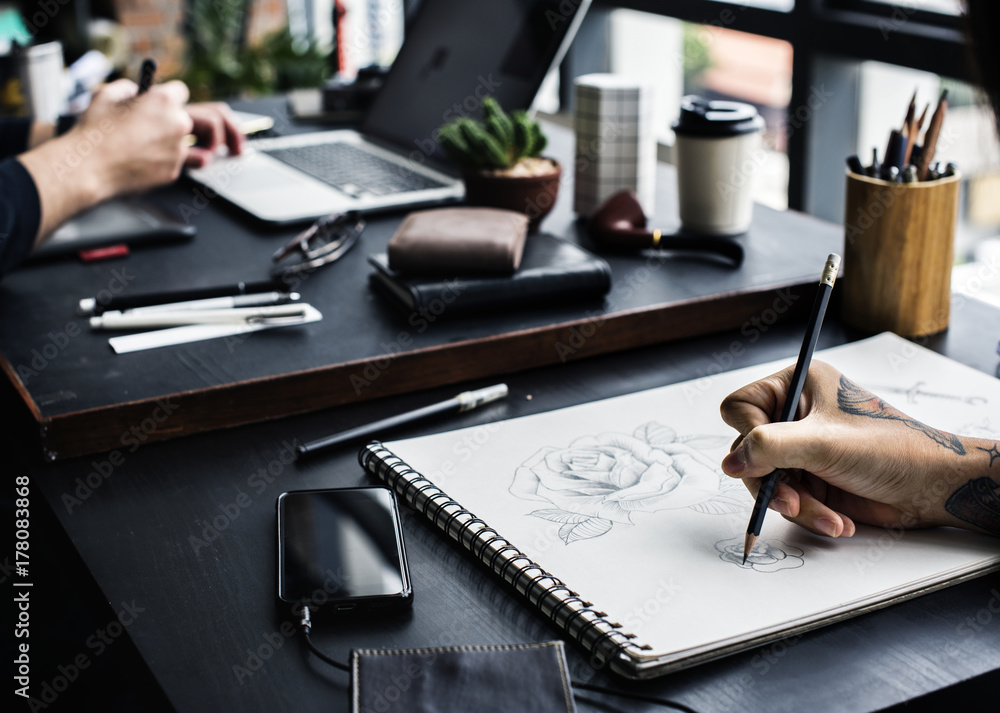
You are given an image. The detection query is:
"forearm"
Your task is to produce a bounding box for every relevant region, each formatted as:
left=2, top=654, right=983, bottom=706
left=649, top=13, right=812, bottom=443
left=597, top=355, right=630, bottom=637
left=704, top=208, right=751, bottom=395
left=927, top=436, right=1000, bottom=535
left=16, top=133, right=106, bottom=244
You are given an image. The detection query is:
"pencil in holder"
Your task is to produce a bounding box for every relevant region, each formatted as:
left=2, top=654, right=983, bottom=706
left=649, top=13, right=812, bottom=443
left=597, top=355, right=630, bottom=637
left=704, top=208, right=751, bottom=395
left=841, top=170, right=960, bottom=337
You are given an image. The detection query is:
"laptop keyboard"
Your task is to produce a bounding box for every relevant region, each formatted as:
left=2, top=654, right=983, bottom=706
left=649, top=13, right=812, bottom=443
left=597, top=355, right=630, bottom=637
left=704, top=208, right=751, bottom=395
left=263, top=142, right=449, bottom=197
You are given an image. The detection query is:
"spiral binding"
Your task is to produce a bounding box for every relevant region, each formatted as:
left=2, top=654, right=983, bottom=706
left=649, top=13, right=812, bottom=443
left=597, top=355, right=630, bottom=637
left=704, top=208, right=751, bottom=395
left=360, top=441, right=648, bottom=666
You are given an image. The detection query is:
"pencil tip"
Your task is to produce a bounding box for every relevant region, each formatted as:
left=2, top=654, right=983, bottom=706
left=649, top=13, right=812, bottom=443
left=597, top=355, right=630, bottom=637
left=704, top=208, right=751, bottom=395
left=742, top=533, right=757, bottom=565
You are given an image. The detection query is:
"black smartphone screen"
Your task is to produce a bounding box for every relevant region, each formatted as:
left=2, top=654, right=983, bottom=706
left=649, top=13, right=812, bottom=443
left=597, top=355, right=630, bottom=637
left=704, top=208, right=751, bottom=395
left=277, top=487, right=412, bottom=611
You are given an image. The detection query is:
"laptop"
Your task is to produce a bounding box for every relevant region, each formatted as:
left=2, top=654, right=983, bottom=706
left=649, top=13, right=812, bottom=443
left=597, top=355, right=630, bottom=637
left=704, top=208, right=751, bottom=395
left=187, top=0, right=592, bottom=224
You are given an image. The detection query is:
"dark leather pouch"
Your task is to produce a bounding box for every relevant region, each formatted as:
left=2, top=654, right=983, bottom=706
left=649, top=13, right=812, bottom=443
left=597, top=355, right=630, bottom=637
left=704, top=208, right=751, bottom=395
left=350, top=641, right=576, bottom=713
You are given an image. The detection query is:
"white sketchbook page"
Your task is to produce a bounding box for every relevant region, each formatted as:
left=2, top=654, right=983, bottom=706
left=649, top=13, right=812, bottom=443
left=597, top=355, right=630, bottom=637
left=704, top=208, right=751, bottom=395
left=384, top=334, right=1000, bottom=660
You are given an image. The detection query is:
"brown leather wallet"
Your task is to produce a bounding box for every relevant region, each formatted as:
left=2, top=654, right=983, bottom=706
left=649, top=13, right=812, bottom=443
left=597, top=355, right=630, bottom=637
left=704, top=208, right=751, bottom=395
left=387, top=207, right=529, bottom=275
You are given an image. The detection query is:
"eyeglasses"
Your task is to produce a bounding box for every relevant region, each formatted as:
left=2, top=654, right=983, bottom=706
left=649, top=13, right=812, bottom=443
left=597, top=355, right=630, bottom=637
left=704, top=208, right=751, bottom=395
left=271, top=212, right=366, bottom=276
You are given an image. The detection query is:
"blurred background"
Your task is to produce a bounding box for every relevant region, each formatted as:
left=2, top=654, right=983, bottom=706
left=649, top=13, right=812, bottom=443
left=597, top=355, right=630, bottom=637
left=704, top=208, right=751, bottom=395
left=1, top=0, right=998, bottom=307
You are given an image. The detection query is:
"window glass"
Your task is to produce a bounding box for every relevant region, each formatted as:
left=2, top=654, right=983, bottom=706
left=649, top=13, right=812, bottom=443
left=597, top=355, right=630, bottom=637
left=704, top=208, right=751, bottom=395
left=608, top=10, right=792, bottom=210
left=864, top=0, right=961, bottom=16
left=857, top=60, right=1000, bottom=304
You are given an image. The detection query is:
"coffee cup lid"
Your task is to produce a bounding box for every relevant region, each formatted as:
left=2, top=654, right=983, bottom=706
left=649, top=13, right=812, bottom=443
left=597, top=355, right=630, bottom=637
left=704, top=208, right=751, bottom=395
left=673, top=95, right=764, bottom=137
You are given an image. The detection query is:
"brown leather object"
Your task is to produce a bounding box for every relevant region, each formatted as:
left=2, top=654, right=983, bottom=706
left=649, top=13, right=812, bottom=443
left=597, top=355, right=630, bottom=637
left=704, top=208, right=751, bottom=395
left=387, top=207, right=530, bottom=275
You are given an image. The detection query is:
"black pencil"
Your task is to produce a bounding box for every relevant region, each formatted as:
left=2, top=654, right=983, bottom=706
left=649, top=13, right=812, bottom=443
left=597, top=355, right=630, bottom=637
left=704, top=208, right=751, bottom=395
left=296, top=384, right=509, bottom=458
left=137, top=58, right=157, bottom=94
left=742, top=253, right=841, bottom=564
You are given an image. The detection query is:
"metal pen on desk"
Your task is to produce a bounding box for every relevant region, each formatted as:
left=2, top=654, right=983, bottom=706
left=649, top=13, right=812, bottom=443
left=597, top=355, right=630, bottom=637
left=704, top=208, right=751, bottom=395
left=90, top=304, right=307, bottom=330
left=296, top=384, right=510, bottom=458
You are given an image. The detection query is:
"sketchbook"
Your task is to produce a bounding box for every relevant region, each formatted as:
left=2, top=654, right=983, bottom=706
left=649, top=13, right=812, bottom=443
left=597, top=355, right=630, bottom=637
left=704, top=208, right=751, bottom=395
left=359, top=333, right=1000, bottom=680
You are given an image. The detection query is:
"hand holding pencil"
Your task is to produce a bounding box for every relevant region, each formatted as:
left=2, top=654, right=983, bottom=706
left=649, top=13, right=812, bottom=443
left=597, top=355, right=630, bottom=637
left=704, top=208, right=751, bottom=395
left=736, top=254, right=839, bottom=562
left=720, top=360, right=999, bottom=539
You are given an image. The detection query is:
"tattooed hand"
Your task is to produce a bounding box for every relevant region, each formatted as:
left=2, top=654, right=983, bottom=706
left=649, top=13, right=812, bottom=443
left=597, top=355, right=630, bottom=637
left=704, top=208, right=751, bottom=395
left=719, top=360, right=1000, bottom=538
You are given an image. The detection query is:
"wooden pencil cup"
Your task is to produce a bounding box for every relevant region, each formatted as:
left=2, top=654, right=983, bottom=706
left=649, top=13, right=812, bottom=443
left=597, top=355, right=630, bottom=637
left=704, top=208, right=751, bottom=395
left=841, top=171, right=960, bottom=337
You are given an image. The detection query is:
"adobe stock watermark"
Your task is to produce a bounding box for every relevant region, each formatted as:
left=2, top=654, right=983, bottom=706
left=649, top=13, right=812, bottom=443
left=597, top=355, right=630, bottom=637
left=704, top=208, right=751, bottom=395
left=552, top=253, right=670, bottom=363
left=188, top=439, right=298, bottom=554
left=422, top=421, right=504, bottom=489
left=715, top=84, right=834, bottom=200
left=678, top=287, right=801, bottom=404
left=175, top=160, right=246, bottom=224
left=350, top=280, right=463, bottom=395
left=60, top=398, right=181, bottom=514
left=232, top=568, right=350, bottom=684
left=669, top=4, right=749, bottom=71
left=15, top=268, right=135, bottom=385
left=877, top=1, right=930, bottom=40
left=409, top=75, right=504, bottom=165
left=15, top=599, right=145, bottom=707
left=18, top=0, right=74, bottom=45
left=569, top=580, right=682, bottom=684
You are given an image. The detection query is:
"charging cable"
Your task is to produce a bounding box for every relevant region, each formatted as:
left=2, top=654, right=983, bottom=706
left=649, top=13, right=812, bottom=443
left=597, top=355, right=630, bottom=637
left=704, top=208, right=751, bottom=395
left=298, top=606, right=349, bottom=672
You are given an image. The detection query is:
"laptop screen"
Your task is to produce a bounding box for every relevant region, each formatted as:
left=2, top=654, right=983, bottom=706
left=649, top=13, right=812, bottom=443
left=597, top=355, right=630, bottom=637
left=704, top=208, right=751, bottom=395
left=361, top=0, right=591, bottom=166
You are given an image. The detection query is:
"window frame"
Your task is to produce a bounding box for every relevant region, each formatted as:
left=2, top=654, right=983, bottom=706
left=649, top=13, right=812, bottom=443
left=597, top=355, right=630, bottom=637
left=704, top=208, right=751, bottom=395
left=590, top=0, right=972, bottom=211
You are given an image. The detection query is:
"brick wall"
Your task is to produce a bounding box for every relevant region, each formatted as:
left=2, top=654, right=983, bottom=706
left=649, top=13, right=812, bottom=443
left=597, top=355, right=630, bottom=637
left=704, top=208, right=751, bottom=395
left=113, top=0, right=288, bottom=78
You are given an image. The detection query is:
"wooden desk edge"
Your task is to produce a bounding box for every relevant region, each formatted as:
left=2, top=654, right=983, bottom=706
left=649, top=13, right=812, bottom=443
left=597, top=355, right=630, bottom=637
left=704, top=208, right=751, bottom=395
left=11, top=282, right=816, bottom=461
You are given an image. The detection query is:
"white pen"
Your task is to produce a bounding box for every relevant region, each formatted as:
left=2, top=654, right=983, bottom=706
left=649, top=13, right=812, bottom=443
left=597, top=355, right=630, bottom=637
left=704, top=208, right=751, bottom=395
left=117, top=291, right=301, bottom=315
left=90, top=305, right=308, bottom=330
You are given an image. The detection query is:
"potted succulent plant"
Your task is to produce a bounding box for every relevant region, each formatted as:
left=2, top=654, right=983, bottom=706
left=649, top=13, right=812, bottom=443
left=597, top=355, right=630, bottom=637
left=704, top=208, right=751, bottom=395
left=438, top=98, right=561, bottom=230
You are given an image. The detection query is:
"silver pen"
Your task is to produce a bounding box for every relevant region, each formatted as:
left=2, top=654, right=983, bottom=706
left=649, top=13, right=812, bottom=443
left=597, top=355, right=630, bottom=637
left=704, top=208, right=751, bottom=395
left=90, top=304, right=308, bottom=330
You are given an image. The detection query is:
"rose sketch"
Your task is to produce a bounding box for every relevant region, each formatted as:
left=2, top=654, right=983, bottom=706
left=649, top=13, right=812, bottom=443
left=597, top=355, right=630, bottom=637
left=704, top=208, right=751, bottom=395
left=510, top=422, right=745, bottom=544
left=715, top=536, right=804, bottom=572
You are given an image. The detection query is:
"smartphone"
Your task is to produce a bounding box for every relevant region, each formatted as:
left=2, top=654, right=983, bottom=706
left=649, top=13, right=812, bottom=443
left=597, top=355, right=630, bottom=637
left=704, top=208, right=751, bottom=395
left=277, top=486, right=412, bottom=614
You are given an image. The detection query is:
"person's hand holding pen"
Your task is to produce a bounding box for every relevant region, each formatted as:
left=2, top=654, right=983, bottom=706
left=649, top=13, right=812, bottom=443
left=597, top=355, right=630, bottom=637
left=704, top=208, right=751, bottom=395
left=137, top=58, right=245, bottom=168
left=719, top=361, right=1000, bottom=539
left=17, top=76, right=245, bottom=243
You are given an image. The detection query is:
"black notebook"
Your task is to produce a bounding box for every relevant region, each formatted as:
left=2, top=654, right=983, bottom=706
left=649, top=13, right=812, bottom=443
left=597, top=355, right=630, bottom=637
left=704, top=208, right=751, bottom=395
left=367, top=233, right=612, bottom=315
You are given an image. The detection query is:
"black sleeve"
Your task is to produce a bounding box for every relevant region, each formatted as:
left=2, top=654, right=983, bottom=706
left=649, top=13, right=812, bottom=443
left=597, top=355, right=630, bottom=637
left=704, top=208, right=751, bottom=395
left=1, top=117, right=32, bottom=159
left=0, top=158, right=42, bottom=278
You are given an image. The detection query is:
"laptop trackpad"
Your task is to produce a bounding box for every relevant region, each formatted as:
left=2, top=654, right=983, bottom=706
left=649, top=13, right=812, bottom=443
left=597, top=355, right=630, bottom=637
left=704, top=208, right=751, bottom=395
left=191, top=154, right=350, bottom=221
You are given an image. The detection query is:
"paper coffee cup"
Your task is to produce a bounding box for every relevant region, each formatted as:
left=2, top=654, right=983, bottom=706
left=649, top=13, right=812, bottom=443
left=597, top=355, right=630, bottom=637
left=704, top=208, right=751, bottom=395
left=672, top=96, right=764, bottom=236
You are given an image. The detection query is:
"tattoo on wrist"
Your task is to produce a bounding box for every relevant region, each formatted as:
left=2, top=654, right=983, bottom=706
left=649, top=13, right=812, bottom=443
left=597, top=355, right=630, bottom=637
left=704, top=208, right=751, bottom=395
left=836, top=376, right=966, bottom=455
left=978, top=444, right=1000, bottom=468
left=945, top=478, right=1000, bottom=535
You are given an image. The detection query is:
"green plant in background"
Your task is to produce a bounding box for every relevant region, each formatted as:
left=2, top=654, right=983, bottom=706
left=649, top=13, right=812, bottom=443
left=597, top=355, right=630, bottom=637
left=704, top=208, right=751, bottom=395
left=682, top=22, right=712, bottom=93
left=438, top=98, right=548, bottom=171
left=184, top=0, right=329, bottom=101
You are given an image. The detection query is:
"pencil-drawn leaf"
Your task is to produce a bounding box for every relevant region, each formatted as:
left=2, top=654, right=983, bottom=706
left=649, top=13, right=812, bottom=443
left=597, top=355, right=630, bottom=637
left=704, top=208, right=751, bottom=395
left=559, top=517, right=614, bottom=544
left=690, top=494, right=746, bottom=515
left=530, top=509, right=593, bottom=524
left=634, top=422, right=676, bottom=445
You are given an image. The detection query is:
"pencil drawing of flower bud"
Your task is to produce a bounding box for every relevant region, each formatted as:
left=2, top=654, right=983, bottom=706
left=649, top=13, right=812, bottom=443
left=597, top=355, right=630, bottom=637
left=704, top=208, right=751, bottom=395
left=511, top=422, right=745, bottom=543
left=716, top=536, right=805, bottom=572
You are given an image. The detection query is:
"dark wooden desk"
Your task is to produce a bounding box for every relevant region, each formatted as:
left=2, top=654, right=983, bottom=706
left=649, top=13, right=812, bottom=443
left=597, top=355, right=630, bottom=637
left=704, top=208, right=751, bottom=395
left=8, top=298, right=1000, bottom=713
left=0, top=118, right=840, bottom=460
left=5, top=100, right=999, bottom=712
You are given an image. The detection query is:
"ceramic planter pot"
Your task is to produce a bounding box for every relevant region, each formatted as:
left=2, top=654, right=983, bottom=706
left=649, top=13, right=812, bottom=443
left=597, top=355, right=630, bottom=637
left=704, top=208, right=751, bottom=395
left=461, top=158, right=561, bottom=231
